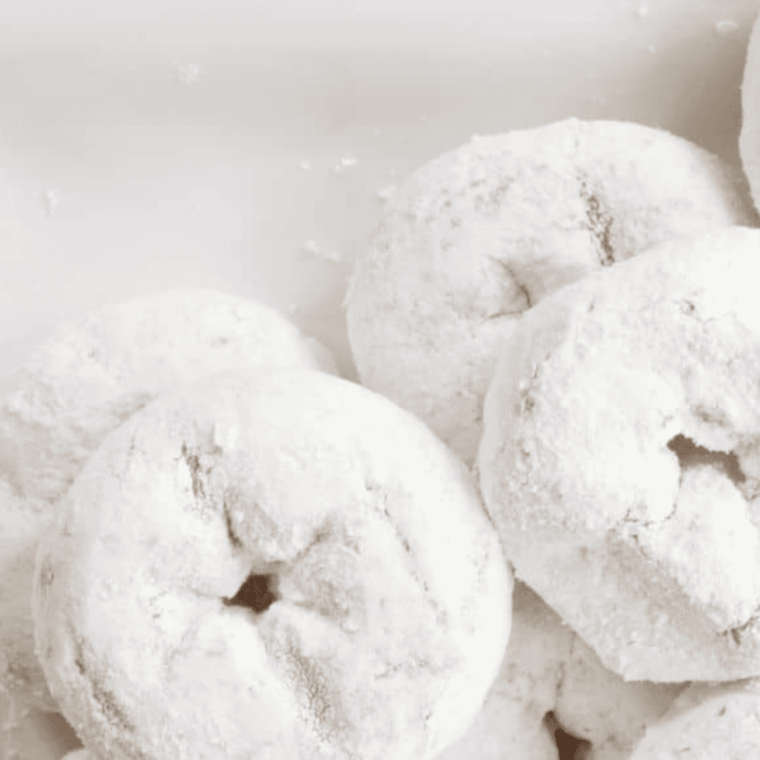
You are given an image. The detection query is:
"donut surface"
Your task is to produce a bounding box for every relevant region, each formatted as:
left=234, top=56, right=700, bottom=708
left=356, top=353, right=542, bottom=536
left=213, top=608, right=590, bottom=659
left=346, top=118, right=754, bottom=461
left=478, top=226, right=760, bottom=682
left=33, top=369, right=511, bottom=760
left=436, top=582, right=573, bottom=760
left=628, top=680, right=760, bottom=759
left=0, top=289, right=335, bottom=709
left=437, top=582, right=683, bottom=760
left=553, top=634, right=684, bottom=760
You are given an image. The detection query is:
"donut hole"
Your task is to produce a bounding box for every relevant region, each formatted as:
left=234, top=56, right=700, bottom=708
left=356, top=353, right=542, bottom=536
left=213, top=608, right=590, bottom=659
left=224, top=572, right=280, bottom=614
left=543, top=711, right=591, bottom=760
left=667, top=434, right=745, bottom=486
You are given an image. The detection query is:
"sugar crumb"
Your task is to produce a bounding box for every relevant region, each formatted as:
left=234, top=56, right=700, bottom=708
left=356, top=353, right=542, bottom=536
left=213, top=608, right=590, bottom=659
left=333, top=157, right=358, bottom=172
left=174, top=62, right=201, bottom=84
left=302, top=241, right=342, bottom=263
left=376, top=185, right=397, bottom=203
left=715, top=19, right=741, bottom=38
left=42, top=190, right=59, bottom=217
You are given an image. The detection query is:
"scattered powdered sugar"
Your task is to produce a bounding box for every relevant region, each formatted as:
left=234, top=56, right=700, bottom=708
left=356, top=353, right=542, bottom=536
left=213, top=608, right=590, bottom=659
left=174, top=62, right=201, bottom=84
left=333, top=157, right=358, bottom=172
left=376, top=185, right=397, bottom=203
left=42, top=190, right=59, bottom=217
left=302, top=240, right=342, bottom=263
left=715, top=19, right=741, bottom=38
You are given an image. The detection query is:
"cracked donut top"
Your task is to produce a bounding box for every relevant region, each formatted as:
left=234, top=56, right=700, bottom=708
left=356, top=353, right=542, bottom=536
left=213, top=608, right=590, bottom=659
left=346, top=118, right=755, bottom=462
left=32, top=368, right=511, bottom=760
left=0, top=289, right=336, bottom=506
left=478, top=225, right=760, bottom=682
left=0, top=288, right=337, bottom=710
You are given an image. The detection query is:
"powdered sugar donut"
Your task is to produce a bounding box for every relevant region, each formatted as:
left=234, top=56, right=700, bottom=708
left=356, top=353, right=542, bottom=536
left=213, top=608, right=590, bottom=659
left=437, top=583, right=683, bottom=760
left=554, top=635, right=685, bottom=760
left=436, top=582, right=574, bottom=760
left=33, top=369, right=511, bottom=760
left=347, top=118, right=754, bottom=461
left=478, top=225, right=760, bottom=682
left=628, top=680, right=760, bottom=759
left=0, top=289, right=336, bottom=709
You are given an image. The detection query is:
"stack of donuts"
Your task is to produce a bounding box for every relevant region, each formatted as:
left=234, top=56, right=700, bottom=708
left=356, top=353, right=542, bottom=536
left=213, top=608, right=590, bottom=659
left=6, top=14, right=760, bottom=760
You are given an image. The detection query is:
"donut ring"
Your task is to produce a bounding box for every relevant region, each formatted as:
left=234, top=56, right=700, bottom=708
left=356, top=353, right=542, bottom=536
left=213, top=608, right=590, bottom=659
left=346, top=118, right=754, bottom=461
left=478, top=226, right=760, bottom=681
left=629, top=680, right=760, bottom=759
left=438, top=583, right=683, bottom=760
left=33, top=369, right=511, bottom=760
left=436, top=582, right=573, bottom=760
left=552, top=632, right=684, bottom=759
left=0, top=289, right=335, bottom=708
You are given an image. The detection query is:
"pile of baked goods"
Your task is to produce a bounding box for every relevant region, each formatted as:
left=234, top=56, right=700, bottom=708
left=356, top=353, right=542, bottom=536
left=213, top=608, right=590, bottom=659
left=5, top=10, right=760, bottom=760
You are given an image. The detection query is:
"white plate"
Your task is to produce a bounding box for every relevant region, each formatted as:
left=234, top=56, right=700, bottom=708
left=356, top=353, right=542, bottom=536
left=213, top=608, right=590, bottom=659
left=0, top=0, right=758, bottom=384
left=1, top=1, right=759, bottom=757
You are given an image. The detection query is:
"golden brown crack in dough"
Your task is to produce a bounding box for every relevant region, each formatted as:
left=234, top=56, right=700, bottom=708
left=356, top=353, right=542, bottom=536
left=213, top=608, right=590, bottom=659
left=0, top=289, right=336, bottom=710
left=347, top=118, right=755, bottom=462
left=33, top=369, right=511, bottom=760
left=478, top=226, right=760, bottom=681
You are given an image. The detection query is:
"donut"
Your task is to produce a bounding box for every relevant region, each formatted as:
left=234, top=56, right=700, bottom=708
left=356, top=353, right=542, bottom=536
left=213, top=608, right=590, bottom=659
left=553, top=635, right=685, bottom=759
left=346, top=118, right=755, bottom=461
left=741, top=10, right=760, bottom=215
left=435, top=582, right=574, bottom=760
left=0, top=289, right=336, bottom=709
left=32, top=368, right=512, bottom=760
left=437, top=582, right=683, bottom=760
left=478, top=225, right=760, bottom=682
left=628, top=680, right=760, bottom=759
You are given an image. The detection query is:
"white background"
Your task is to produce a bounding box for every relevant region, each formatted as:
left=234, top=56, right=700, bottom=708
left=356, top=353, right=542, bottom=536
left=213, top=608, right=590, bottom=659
left=0, top=0, right=758, bottom=383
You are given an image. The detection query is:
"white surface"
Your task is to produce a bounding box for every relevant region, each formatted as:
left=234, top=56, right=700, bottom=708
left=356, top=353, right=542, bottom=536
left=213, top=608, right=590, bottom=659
left=0, top=0, right=758, bottom=381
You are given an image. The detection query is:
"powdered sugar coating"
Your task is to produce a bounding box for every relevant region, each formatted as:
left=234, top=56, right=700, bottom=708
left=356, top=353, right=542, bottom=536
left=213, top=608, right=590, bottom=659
left=478, top=226, right=760, bottom=681
left=347, top=118, right=754, bottom=461
left=628, top=680, right=760, bottom=759
left=436, top=582, right=572, bottom=760
left=0, top=289, right=336, bottom=709
left=436, top=583, right=684, bottom=760
left=554, top=635, right=684, bottom=759
left=33, top=369, right=511, bottom=760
